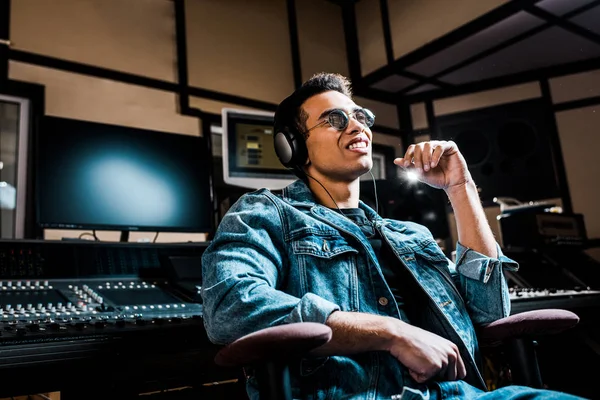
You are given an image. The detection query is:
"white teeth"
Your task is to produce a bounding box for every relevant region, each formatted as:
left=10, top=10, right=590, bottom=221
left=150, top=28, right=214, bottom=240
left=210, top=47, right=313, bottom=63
left=348, top=141, right=367, bottom=149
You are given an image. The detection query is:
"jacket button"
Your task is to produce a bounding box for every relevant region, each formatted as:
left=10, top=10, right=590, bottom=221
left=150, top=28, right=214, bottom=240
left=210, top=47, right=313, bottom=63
left=378, top=297, right=388, bottom=306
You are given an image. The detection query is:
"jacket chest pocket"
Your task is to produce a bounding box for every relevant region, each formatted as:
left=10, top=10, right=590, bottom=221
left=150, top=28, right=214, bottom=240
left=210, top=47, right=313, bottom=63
left=292, top=235, right=360, bottom=312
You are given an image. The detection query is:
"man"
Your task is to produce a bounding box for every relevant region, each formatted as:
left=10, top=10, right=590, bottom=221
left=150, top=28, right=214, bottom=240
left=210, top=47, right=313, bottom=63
left=201, top=73, right=583, bottom=399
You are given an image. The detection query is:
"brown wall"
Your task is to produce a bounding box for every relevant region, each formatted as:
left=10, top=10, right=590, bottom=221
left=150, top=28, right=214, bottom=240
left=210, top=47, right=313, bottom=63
left=11, top=0, right=178, bottom=82
left=553, top=105, right=600, bottom=239
left=185, top=0, right=294, bottom=104
left=8, top=0, right=403, bottom=242
left=297, top=0, right=349, bottom=81
left=355, top=0, right=387, bottom=76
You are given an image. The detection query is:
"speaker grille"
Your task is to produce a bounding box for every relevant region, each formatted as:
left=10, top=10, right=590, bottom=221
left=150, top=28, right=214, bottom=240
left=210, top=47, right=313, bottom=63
left=436, top=99, right=559, bottom=202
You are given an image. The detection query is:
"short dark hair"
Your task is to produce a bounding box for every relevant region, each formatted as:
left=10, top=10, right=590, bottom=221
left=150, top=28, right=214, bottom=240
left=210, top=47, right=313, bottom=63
left=274, top=72, right=352, bottom=138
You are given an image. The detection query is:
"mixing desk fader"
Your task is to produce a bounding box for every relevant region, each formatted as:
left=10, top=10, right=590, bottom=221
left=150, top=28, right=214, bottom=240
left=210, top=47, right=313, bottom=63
left=0, top=277, right=204, bottom=346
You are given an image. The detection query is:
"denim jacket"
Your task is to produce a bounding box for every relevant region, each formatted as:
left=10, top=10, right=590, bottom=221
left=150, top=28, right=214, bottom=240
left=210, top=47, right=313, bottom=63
left=201, top=180, right=519, bottom=400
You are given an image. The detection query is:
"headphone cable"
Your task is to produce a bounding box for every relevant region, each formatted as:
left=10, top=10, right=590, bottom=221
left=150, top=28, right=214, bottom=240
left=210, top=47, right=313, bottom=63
left=304, top=171, right=345, bottom=216
left=304, top=170, right=380, bottom=217
left=368, top=169, right=379, bottom=216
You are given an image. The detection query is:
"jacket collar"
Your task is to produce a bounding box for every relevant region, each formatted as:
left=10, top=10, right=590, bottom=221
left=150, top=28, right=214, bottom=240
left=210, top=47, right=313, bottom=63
left=281, top=179, right=383, bottom=223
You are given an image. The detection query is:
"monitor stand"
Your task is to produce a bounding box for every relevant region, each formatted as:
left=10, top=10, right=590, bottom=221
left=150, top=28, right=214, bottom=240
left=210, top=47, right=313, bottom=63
left=120, top=230, right=130, bottom=243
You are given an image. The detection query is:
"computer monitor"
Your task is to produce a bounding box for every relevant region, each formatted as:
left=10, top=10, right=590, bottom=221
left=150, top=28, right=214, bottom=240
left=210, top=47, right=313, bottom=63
left=221, top=108, right=296, bottom=190
left=36, top=116, right=214, bottom=238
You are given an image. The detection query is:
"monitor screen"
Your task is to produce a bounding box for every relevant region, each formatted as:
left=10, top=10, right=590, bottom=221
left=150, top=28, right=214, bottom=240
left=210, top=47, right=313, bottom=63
left=221, top=108, right=296, bottom=190
left=36, top=116, right=214, bottom=234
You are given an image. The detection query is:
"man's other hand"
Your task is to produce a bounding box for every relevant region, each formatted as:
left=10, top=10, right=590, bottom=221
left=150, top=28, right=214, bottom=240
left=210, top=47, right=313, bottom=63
left=394, top=140, right=472, bottom=191
left=386, top=319, right=467, bottom=383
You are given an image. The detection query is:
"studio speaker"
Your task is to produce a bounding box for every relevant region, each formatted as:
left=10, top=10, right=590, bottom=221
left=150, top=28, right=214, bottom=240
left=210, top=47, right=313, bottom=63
left=436, top=99, right=560, bottom=203
left=360, top=179, right=450, bottom=240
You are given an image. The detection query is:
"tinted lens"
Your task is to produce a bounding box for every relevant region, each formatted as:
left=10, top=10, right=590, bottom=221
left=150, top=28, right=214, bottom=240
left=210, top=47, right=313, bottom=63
left=356, top=108, right=375, bottom=127
left=328, top=110, right=349, bottom=130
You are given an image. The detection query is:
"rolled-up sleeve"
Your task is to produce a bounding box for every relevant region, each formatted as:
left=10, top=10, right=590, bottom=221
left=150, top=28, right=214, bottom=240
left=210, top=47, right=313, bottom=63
left=455, top=242, right=519, bottom=284
left=283, top=293, right=340, bottom=324
left=201, top=192, right=340, bottom=345
left=454, top=242, right=519, bottom=324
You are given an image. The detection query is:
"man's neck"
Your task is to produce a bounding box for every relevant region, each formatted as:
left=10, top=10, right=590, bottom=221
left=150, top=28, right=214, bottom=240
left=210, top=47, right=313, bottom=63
left=305, top=173, right=360, bottom=209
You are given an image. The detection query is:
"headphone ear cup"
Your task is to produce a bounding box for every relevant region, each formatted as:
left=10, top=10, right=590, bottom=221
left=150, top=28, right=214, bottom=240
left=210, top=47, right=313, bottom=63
left=274, top=127, right=307, bottom=169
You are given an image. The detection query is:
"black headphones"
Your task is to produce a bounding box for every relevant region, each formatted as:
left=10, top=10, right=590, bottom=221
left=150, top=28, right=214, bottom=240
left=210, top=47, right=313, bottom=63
left=274, top=125, right=308, bottom=170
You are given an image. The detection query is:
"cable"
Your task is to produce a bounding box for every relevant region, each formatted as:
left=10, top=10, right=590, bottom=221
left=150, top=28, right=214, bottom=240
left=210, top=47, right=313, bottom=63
left=78, top=232, right=96, bottom=240
left=153, top=231, right=160, bottom=243
left=368, top=170, right=379, bottom=216
left=304, top=170, right=380, bottom=217
left=304, top=171, right=345, bottom=216
left=92, top=230, right=99, bottom=241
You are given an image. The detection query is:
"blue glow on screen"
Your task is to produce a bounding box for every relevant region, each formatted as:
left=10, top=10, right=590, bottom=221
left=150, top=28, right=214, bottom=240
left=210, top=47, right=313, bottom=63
left=87, top=157, right=177, bottom=226
left=37, top=117, right=213, bottom=232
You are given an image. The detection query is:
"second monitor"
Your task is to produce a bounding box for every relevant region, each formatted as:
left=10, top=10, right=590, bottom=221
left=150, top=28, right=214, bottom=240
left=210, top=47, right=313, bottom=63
left=221, top=108, right=296, bottom=190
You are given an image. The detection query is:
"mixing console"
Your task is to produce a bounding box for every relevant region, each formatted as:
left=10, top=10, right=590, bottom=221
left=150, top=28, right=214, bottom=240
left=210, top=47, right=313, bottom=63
left=509, top=286, right=600, bottom=313
left=0, top=277, right=203, bottom=345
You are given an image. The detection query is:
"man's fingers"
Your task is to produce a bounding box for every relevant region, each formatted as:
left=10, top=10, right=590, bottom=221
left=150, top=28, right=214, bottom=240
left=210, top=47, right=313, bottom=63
left=456, top=351, right=467, bottom=380
left=409, top=370, right=430, bottom=383
left=441, top=358, right=456, bottom=381
left=403, top=144, right=415, bottom=167
left=422, top=142, right=433, bottom=171
left=413, top=145, right=423, bottom=170
left=431, top=145, right=444, bottom=168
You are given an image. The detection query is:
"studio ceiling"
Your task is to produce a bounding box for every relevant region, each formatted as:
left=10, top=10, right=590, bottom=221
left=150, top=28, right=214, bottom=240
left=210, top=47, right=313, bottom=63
left=359, top=0, right=600, bottom=101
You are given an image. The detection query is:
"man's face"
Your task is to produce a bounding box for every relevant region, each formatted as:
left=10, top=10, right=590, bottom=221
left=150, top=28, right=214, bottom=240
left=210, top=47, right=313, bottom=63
left=302, top=91, right=373, bottom=182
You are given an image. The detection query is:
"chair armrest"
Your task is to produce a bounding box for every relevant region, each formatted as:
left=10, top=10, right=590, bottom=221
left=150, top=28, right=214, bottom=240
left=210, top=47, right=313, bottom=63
left=478, top=309, right=579, bottom=346
left=214, top=322, right=333, bottom=368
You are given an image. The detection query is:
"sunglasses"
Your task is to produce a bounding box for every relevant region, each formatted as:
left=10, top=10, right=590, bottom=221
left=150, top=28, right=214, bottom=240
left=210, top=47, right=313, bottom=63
left=303, top=108, right=375, bottom=135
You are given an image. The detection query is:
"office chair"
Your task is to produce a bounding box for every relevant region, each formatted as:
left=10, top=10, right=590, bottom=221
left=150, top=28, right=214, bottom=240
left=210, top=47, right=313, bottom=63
left=214, top=309, right=579, bottom=400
